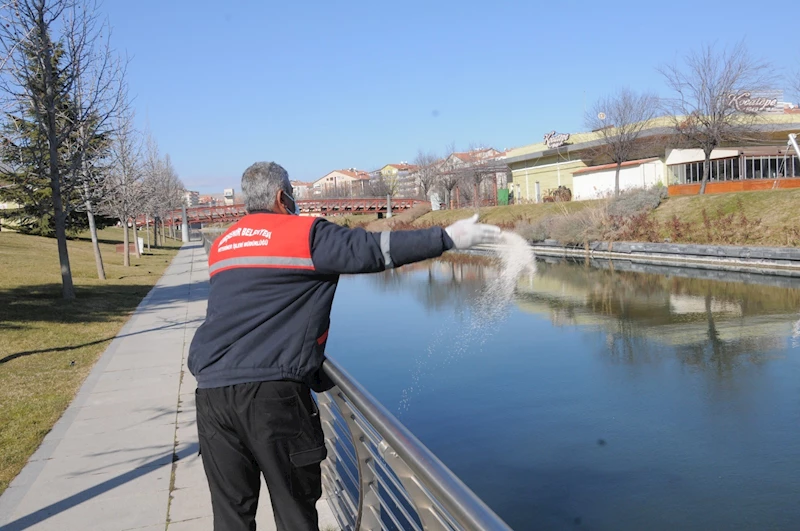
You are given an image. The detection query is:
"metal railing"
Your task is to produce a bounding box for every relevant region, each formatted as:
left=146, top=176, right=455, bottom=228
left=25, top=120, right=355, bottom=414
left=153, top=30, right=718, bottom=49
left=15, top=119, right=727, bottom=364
left=201, top=230, right=224, bottom=254
left=318, top=358, right=511, bottom=531
left=199, top=232, right=511, bottom=530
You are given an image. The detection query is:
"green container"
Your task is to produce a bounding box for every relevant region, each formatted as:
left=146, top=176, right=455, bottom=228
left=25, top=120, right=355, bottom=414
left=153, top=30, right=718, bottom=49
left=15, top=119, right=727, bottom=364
left=497, top=188, right=509, bottom=206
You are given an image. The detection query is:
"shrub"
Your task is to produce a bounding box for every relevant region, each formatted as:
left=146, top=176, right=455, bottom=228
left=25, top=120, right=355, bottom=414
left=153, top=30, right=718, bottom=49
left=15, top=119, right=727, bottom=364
left=667, top=215, right=690, bottom=242
left=785, top=225, right=800, bottom=247
left=607, top=185, right=668, bottom=218
left=614, top=212, right=662, bottom=242
left=711, top=207, right=738, bottom=244
left=550, top=213, right=591, bottom=244
left=514, top=216, right=554, bottom=242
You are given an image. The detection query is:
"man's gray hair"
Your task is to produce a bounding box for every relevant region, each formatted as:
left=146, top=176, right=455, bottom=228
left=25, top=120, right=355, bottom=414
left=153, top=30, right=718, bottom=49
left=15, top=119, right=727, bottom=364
left=241, top=162, right=293, bottom=213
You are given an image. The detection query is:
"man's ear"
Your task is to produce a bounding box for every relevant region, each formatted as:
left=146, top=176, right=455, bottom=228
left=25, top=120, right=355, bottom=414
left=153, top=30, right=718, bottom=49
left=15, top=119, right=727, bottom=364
left=274, top=190, right=290, bottom=215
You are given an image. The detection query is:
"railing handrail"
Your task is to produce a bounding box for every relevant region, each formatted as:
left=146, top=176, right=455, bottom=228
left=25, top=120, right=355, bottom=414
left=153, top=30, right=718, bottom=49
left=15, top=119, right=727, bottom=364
left=321, top=357, right=512, bottom=531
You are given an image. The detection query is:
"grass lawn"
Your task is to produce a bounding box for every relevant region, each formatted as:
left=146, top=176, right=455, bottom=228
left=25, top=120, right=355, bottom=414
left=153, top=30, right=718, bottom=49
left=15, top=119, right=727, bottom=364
left=651, top=188, right=800, bottom=247
left=414, top=200, right=596, bottom=228
left=0, top=227, right=182, bottom=494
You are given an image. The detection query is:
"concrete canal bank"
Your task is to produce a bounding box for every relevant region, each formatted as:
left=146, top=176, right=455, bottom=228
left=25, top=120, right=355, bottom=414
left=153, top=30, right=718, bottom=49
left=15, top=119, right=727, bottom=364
left=526, top=240, right=800, bottom=277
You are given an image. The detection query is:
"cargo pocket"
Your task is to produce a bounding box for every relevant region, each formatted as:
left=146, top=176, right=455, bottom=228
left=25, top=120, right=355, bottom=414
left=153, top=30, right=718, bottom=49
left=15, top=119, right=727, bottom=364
left=287, top=393, right=327, bottom=499
left=290, top=444, right=328, bottom=468
left=288, top=394, right=327, bottom=465
left=289, top=444, right=326, bottom=501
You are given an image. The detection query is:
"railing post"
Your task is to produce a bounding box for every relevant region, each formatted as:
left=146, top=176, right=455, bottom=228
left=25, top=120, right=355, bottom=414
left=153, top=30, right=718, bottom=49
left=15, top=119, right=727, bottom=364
left=318, top=394, right=357, bottom=530
left=325, top=390, right=381, bottom=530
left=378, top=442, right=451, bottom=531
left=181, top=205, right=190, bottom=243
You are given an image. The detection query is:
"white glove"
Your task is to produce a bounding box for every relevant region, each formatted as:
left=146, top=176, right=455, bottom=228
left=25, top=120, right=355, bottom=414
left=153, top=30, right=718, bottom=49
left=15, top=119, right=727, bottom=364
left=445, top=214, right=501, bottom=249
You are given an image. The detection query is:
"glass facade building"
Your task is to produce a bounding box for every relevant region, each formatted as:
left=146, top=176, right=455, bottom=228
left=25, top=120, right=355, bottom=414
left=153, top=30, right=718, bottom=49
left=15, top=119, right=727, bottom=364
left=669, top=152, right=800, bottom=184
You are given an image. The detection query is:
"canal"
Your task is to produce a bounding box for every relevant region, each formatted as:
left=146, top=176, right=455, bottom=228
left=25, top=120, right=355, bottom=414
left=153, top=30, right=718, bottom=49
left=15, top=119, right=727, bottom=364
left=326, top=255, right=800, bottom=531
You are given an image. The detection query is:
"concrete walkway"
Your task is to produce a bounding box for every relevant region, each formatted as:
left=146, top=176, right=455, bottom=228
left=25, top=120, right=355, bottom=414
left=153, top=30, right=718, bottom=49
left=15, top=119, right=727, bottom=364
left=0, top=243, right=338, bottom=531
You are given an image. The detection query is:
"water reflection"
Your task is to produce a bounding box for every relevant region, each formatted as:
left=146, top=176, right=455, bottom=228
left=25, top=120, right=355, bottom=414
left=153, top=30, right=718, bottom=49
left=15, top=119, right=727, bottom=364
left=517, top=259, right=799, bottom=376
left=370, top=256, right=800, bottom=379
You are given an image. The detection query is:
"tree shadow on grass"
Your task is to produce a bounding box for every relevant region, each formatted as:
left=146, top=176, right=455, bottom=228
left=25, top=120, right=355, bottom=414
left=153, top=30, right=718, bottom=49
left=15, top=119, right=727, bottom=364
left=0, top=316, right=205, bottom=365
left=0, top=280, right=205, bottom=324
left=0, top=279, right=208, bottom=364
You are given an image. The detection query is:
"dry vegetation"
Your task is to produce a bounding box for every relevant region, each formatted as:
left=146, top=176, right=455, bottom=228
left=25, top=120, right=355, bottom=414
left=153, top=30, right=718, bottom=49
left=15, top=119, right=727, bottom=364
left=406, top=187, right=800, bottom=248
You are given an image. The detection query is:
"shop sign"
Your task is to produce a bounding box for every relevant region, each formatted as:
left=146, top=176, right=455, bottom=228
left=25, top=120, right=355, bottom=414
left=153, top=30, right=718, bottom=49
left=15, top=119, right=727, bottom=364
left=726, top=91, right=778, bottom=114
left=544, top=131, right=570, bottom=149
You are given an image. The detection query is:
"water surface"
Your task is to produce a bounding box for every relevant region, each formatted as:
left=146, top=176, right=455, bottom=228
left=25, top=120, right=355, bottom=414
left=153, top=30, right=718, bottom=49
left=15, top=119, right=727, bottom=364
left=326, top=257, right=800, bottom=530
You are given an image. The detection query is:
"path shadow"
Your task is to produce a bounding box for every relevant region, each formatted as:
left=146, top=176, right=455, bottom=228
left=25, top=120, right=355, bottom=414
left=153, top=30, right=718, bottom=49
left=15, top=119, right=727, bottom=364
left=0, top=443, right=199, bottom=531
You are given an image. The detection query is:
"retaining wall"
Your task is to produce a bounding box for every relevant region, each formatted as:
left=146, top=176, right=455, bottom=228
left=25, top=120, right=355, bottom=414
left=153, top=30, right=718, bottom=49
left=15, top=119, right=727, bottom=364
left=529, top=240, right=800, bottom=276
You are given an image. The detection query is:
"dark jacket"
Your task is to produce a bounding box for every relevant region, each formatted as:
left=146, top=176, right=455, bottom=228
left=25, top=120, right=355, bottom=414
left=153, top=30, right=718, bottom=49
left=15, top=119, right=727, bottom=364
left=187, top=213, right=454, bottom=391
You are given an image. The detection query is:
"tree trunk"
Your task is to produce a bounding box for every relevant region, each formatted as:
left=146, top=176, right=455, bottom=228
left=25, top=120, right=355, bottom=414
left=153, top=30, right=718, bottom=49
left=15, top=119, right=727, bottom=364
left=54, top=210, right=75, bottom=299
left=41, top=20, right=75, bottom=299
left=86, top=204, right=106, bottom=281
left=615, top=162, right=622, bottom=197
left=122, top=218, right=130, bottom=267
left=161, top=220, right=166, bottom=243
left=145, top=215, right=151, bottom=251
left=474, top=183, right=479, bottom=208
left=699, top=151, right=711, bottom=195
left=84, top=182, right=105, bottom=280
left=132, top=217, right=141, bottom=258
left=153, top=218, right=159, bottom=248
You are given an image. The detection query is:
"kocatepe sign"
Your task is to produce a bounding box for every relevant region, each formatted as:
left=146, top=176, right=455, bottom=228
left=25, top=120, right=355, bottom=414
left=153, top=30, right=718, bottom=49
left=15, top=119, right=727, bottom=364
left=544, top=131, right=570, bottom=149
left=726, top=91, right=778, bottom=114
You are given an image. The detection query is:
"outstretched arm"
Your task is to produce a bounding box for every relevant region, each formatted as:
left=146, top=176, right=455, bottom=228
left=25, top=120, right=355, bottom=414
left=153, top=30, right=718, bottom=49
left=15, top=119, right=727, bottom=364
left=310, top=214, right=501, bottom=275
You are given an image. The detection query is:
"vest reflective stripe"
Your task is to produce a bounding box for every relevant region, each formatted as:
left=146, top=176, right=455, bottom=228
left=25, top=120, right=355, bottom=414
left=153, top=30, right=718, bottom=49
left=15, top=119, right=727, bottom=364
left=209, top=256, right=315, bottom=275
left=380, top=231, right=394, bottom=269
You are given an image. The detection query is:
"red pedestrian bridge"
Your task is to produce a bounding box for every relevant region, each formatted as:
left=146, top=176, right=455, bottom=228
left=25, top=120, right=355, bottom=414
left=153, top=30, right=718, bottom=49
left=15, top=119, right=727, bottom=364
left=143, top=197, right=428, bottom=227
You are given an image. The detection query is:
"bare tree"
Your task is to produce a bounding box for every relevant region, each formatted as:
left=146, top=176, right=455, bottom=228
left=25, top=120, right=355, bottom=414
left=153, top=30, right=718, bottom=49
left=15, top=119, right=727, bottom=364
left=68, top=32, right=126, bottom=279
left=660, top=42, right=775, bottom=194
left=585, top=88, right=659, bottom=197
left=371, top=170, right=401, bottom=198
left=459, top=165, right=482, bottom=208
left=0, top=0, right=125, bottom=297
left=366, top=179, right=384, bottom=198
left=413, top=150, right=439, bottom=200
left=436, top=143, right=461, bottom=209
left=103, top=110, right=142, bottom=267
left=436, top=169, right=461, bottom=210
left=141, top=132, right=164, bottom=247
left=146, top=152, right=184, bottom=241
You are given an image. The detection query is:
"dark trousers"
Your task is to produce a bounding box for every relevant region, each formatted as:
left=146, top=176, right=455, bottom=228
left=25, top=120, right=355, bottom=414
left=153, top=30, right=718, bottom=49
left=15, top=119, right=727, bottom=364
left=195, top=381, right=327, bottom=531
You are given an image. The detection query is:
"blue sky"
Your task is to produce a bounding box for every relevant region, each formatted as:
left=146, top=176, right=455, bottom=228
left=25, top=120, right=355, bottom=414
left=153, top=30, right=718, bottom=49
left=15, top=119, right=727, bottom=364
left=103, top=0, right=798, bottom=194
